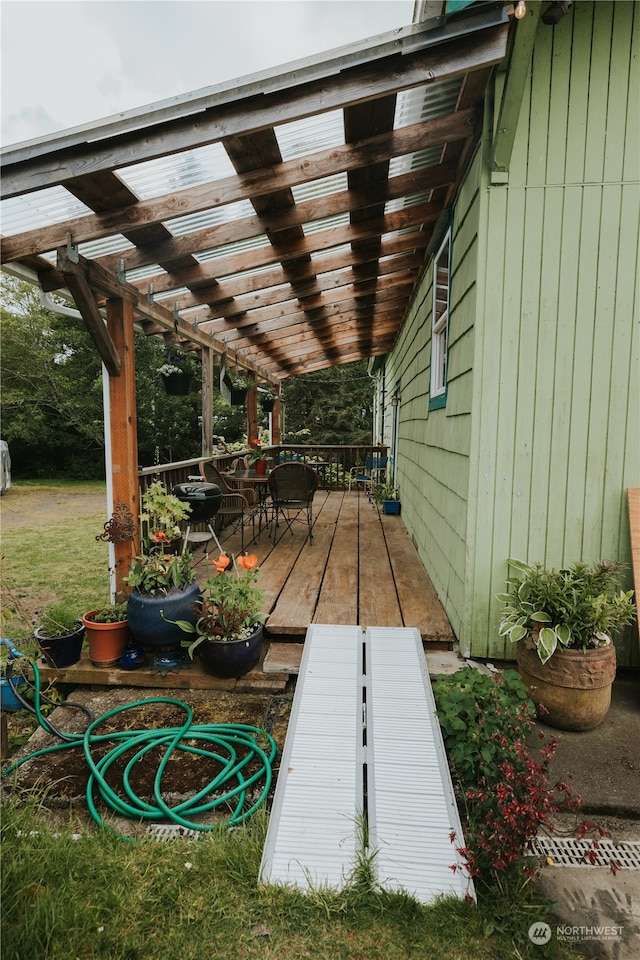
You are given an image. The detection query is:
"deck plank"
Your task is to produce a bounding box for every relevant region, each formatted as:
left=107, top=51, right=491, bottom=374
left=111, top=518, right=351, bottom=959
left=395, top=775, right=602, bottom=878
left=380, top=515, right=455, bottom=642
left=314, top=492, right=359, bottom=626
left=266, top=494, right=340, bottom=634
left=358, top=496, right=402, bottom=629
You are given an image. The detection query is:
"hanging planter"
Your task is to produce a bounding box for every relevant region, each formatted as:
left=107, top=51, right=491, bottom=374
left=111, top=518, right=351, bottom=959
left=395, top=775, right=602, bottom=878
left=260, top=393, right=276, bottom=413
left=162, top=371, right=192, bottom=396
left=230, top=387, right=248, bottom=406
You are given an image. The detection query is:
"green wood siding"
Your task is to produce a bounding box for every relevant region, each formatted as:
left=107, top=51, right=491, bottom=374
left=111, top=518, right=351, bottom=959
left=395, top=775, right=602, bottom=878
left=382, top=1, right=639, bottom=664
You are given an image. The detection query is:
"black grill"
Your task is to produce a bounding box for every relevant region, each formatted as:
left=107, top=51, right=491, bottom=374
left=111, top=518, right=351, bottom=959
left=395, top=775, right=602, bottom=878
left=172, top=483, right=222, bottom=523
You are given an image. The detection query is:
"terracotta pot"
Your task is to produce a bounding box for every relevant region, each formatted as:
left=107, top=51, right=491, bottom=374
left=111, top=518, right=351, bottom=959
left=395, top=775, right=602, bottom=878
left=82, top=612, right=130, bottom=667
left=516, top=634, right=617, bottom=731
left=255, top=458, right=268, bottom=476
left=197, top=625, right=264, bottom=679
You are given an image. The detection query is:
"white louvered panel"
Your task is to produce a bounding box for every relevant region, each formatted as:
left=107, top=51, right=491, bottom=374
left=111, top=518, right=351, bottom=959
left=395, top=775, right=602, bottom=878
left=259, top=624, right=363, bottom=891
left=366, top=627, right=475, bottom=904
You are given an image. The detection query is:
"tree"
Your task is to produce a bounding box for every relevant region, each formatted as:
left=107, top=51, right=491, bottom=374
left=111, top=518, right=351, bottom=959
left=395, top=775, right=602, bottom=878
left=281, top=361, right=374, bottom=444
left=1, top=276, right=104, bottom=478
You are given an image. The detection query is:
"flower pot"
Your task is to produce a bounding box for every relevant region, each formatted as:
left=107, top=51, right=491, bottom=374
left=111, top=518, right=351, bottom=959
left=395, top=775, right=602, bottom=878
left=162, top=372, right=192, bottom=396
left=127, top=582, right=202, bottom=648
left=260, top=397, right=276, bottom=413
left=197, top=625, right=264, bottom=679
left=1, top=676, right=23, bottom=712
left=230, top=387, right=247, bottom=406
left=82, top=612, right=130, bottom=667
left=34, top=623, right=85, bottom=668
left=254, top=458, right=268, bottom=476
left=382, top=500, right=400, bottom=514
left=516, top=634, right=617, bottom=731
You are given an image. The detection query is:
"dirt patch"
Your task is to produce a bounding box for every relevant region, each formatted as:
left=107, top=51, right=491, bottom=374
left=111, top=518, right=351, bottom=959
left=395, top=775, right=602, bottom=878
left=3, top=685, right=292, bottom=833
left=0, top=483, right=107, bottom=531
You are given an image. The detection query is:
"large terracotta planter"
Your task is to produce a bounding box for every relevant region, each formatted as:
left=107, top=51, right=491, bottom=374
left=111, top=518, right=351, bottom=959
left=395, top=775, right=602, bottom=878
left=197, top=625, right=264, bottom=679
left=516, top=634, right=617, bottom=731
left=82, top=612, right=130, bottom=666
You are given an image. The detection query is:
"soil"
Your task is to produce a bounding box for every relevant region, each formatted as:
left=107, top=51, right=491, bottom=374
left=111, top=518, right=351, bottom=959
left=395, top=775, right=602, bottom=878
left=0, top=483, right=107, bottom=532
left=4, top=685, right=292, bottom=835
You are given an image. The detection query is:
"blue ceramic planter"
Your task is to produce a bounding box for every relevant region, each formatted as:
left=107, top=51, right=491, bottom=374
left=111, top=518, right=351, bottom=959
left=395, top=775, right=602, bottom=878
left=196, top=625, right=264, bottom=679
left=127, top=582, right=202, bottom=648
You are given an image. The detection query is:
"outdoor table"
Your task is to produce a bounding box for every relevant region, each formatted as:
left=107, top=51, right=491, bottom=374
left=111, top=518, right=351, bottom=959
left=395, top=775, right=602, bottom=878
left=223, top=468, right=272, bottom=538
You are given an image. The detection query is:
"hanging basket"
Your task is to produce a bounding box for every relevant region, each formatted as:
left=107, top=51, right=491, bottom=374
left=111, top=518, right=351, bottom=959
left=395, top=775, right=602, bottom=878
left=260, top=397, right=276, bottom=413
left=162, top=372, right=192, bottom=396
left=230, top=387, right=248, bottom=406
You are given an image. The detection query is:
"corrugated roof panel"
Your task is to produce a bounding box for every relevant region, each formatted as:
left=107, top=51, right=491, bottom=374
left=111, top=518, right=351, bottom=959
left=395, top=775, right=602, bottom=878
left=195, top=234, right=271, bottom=263
left=275, top=110, right=345, bottom=161
left=165, top=199, right=256, bottom=237
left=117, top=142, right=236, bottom=199
left=0, top=188, right=91, bottom=236
left=291, top=173, right=348, bottom=203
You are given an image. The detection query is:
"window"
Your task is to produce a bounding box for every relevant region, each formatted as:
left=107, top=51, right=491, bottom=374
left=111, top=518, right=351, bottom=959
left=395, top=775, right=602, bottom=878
left=429, top=230, right=451, bottom=408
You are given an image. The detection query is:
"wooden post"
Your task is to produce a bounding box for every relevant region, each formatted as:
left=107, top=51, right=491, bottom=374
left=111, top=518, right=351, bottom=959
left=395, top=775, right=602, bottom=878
left=247, top=384, right=259, bottom=444
left=272, top=390, right=282, bottom=445
left=106, top=297, right=139, bottom=594
left=202, top=346, right=214, bottom=457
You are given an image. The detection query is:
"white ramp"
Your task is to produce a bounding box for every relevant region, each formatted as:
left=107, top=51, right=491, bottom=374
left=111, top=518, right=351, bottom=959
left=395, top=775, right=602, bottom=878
left=365, top=626, right=472, bottom=902
left=260, top=624, right=474, bottom=903
left=259, top=624, right=364, bottom=890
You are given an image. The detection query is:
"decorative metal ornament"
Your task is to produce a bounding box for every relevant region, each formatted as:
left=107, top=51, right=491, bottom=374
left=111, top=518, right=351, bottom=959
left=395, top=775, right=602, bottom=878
left=96, top=502, right=136, bottom=543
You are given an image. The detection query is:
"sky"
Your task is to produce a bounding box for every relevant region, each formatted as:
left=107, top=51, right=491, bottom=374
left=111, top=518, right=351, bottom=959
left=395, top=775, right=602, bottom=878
left=1, top=0, right=416, bottom=147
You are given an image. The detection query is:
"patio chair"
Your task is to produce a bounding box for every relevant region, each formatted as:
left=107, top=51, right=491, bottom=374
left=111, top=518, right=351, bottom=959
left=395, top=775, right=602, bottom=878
left=267, top=462, right=319, bottom=545
left=348, top=454, right=388, bottom=491
left=199, top=461, right=259, bottom=550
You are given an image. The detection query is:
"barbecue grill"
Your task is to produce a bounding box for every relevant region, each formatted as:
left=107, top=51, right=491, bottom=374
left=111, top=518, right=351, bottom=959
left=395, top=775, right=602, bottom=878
left=172, top=483, right=224, bottom=554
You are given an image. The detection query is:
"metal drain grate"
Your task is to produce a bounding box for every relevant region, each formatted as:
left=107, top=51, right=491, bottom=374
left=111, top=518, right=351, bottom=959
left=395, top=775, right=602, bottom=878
left=146, top=824, right=200, bottom=841
left=528, top=836, right=640, bottom=868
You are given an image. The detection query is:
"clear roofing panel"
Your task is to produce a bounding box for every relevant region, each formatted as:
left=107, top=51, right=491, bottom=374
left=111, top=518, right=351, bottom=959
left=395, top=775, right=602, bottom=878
left=79, top=236, right=135, bottom=258
left=302, top=213, right=350, bottom=236
left=291, top=173, right=348, bottom=204
left=394, top=78, right=462, bottom=128
left=117, top=142, right=236, bottom=200
left=195, top=235, right=271, bottom=264
left=166, top=199, right=256, bottom=237
left=275, top=110, right=345, bottom=161
left=0, top=187, right=91, bottom=236
left=125, top=264, right=167, bottom=283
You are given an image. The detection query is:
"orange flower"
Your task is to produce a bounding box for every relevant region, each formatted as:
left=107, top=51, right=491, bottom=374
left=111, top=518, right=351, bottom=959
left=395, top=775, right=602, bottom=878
left=213, top=553, right=232, bottom=573
left=238, top=554, right=258, bottom=570
left=151, top=530, right=168, bottom=542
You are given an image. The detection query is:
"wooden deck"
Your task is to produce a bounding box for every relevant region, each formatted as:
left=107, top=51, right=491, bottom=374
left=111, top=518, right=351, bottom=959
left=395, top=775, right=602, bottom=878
left=38, top=491, right=454, bottom=693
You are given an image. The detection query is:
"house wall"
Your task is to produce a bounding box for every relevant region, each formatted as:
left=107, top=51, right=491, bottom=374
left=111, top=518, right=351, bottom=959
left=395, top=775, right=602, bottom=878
left=382, top=1, right=639, bottom=664
left=382, top=147, right=483, bottom=648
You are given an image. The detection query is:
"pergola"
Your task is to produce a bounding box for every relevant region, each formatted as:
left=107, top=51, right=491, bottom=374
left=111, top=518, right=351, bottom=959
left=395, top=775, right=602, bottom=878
left=1, top=3, right=510, bottom=585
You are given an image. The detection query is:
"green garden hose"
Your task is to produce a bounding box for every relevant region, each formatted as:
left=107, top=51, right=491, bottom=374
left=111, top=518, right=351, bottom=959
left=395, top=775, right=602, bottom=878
left=1, top=654, right=277, bottom=840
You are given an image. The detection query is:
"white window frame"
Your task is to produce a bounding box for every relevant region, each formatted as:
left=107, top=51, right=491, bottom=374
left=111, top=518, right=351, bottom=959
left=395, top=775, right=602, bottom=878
left=430, top=229, right=451, bottom=403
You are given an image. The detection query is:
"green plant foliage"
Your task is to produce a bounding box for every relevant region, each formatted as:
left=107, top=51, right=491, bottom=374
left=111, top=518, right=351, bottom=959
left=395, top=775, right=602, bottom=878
left=35, top=601, right=82, bottom=638
left=85, top=602, right=128, bottom=623
left=124, top=550, right=195, bottom=596
left=281, top=361, right=374, bottom=444
left=497, top=558, right=637, bottom=663
left=177, top=553, right=267, bottom=655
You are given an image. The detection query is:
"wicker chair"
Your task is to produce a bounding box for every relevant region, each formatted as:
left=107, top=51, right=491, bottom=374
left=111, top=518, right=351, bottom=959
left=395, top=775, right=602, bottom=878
left=199, top=461, right=259, bottom=550
left=267, top=462, right=319, bottom=545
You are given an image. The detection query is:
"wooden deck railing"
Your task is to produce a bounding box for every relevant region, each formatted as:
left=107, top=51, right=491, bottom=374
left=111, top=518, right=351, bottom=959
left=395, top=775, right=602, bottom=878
left=138, top=444, right=387, bottom=499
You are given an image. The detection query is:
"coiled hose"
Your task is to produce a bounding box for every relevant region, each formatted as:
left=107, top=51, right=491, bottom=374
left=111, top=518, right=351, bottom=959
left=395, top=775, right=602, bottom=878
left=1, top=641, right=277, bottom=839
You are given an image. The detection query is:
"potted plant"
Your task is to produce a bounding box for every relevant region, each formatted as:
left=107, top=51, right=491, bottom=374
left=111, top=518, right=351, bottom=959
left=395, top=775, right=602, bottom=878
left=139, top=479, right=192, bottom=552
left=157, top=349, right=200, bottom=395
left=34, top=601, right=85, bottom=668
left=82, top=601, right=130, bottom=666
left=173, top=552, right=268, bottom=678
left=246, top=439, right=272, bottom=476
left=229, top=374, right=250, bottom=406
left=497, top=559, right=637, bottom=731
left=259, top=389, right=277, bottom=414
left=370, top=482, right=401, bottom=514
left=124, top=548, right=201, bottom=652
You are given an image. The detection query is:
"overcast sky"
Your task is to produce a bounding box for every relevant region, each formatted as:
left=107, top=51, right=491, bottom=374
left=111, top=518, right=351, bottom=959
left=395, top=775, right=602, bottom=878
left=1, top=0, right=416, bottom=147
